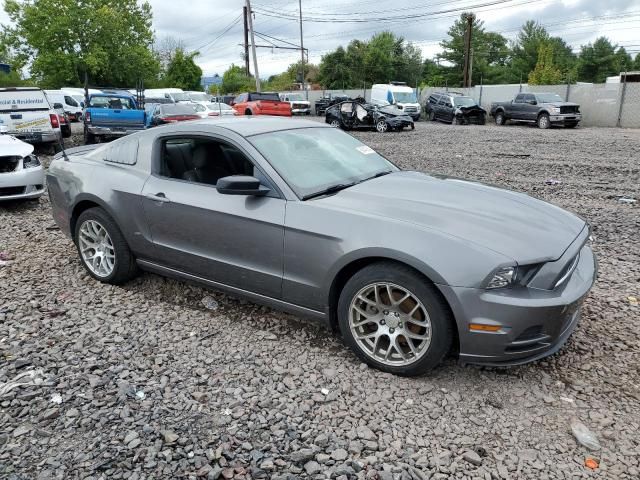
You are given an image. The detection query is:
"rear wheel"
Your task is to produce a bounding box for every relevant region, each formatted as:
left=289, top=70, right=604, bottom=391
left=428, top=110, right=435, bottom=121
left=494, top=111, right=506, bottom=125
left=245, top=109, right=252, bottom=115
left=84, top=127, right=95, bottom=145
left=75, top=207, right=138, bottom=285
left=338, top=262, right=453, bottom=376
left=537, top=113, right=551, bottom=129
left=329, top=119, right=341, bottom=128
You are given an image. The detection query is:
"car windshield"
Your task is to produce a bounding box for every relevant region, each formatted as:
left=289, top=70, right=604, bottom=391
left=453, top=96, right=478, bottom=107
left=535, top=93, right=564, bottom=103
left=393, top=91, right=417, bottom=103
left=161, top=104, right=196, bottom=115
left=249, top=127, right=397, bottom=199
left=172, top=92, right=190, bottom=102
left=286, top=93, right=304, bottom=101
left=206, top=102, right=232, bottom=111
left=189, top=93, right=209, bottom=102
left=89, top=96, right=135, bottom=109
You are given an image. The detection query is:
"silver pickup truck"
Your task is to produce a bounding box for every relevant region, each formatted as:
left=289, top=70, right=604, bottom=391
left=490, top=92, right=581, bottom=129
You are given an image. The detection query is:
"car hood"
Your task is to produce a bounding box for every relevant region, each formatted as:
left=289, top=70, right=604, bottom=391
left=316, top=171, right=585, bottom=262
left=0, top=134, right=34, bottom=157
left=378, top=106, right=413, bottom=118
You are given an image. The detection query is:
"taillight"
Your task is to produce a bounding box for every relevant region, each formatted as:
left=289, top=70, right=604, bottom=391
left=49, top=113, right=59, bottom=129
left=85, top=111, right=91, bottom=123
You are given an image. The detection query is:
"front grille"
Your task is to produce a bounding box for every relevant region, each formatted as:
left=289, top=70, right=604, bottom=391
left=560, top=106, right=579, bottom=114
left=0, top=186, right=25, bottom=197
left=404, top=106, right=418, bottom=113
left=0, top=156, right=21, bottom=174
left=292, top=103, right=308, bottom=109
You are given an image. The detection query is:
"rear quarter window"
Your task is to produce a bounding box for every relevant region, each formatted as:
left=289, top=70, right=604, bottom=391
left=100, top=137, right=139, bottom=166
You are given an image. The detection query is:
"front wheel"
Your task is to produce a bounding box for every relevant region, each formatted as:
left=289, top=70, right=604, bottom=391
left=451, top=117, right=459, bottom=126
left=75, top=207, right=138, bottom=285
left=537, top=113, right=551, bottom=129
left=338, top=262, right=454, bottom=376
left=376, top=120, right=389, bottom=133
left=494, top=112, right=506, bottom=125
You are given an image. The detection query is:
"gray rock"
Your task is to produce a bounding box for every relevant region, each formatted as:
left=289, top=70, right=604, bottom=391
left=462, top=451, right=482, bottom=466
left=331, top=448, right=348, bottom=461
left=304, top=460, right=322, bottom=475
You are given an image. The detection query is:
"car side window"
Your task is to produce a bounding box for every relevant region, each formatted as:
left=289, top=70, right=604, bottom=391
left=428, top=95, right=439, bottom=104
left=524, top=94, right=535, bottom=103
left=514, top=94, right=525, bottom=103
left=157, top=136, right=273, bottom=190
left=437, top=97, right=448, bottom=106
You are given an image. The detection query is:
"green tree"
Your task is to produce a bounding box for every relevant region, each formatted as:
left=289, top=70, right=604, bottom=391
left=318, top=32, right=422, bottom=89
left=220, top=64, right=253, bottom=94
left=265, top=61, right=319, bottom=91
left=577, top=37, right=630, bottom=83
left=528, top=43, right=562, bottom=84
left=634, top=53, right=640, bottom=70
left=439, top=14, right=513, bottom=86
left=3, top=0, right=160, bottom=87
left=511, top=21, right=549, bottom=82
left=162, top=49, right=202, bottom=90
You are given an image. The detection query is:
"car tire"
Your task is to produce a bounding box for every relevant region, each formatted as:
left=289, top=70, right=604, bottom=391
left=479, top=115, right=486, bottom=125
left=451, top=117, right=459, bottom=126
left=245, top=109, right=252, bottom=116
left=428, top=111, right=435, bottom=121
left=74, top=207, right=138, bottom=285
left=338, top=262, right=454, bottom=376
left=537, top=113, right=551, bottom=129
left=376, top=120, right=389, bottom=133
left=329, top=119, right=341, bottom=128
left=494, top=111, right=506, bottom=125
left=84, top=127, right=95, bottom=145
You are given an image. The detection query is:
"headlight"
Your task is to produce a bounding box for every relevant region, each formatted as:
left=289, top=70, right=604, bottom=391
left=486, top=264, right=543, bottom=289
left=417, top=105, right=421, bottom=111
left=550, top=107, right=560, bottom=114
left=23, top=154, right=41, bottom=169
left=486, top=267, right=516, bottom=289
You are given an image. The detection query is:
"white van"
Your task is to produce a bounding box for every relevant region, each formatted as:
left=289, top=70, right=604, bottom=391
left=0, top=87, right=61, bottom=149
left=370, top=82, right=421, bottom=120
left=44, top=89, right=83, bottom=121
left=144, top=88, right=191, bottom=103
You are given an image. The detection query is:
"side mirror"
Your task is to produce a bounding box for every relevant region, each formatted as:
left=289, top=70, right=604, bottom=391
left=53, top=103, right=64, bottom=109
left=216, top=175, right=269, bottom=196
left=528, top=100, right=537, bottom=105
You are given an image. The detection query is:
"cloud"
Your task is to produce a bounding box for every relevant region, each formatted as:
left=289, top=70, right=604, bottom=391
left=2, top=0, right=638, bottom=78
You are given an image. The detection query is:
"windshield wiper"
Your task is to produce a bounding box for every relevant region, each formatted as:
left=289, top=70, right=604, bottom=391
left=302, top=182, right=357, bottom=200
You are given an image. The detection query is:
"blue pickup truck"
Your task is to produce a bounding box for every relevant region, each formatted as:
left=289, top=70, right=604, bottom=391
left=83, top=93, right=146, bottom=144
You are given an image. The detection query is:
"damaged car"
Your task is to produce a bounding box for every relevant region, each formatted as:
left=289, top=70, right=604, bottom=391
left=425, top=92, right=486, bottom=125
left=0, top=125, right=45, bottom=201
left=326, top=100, right=415, bottom=132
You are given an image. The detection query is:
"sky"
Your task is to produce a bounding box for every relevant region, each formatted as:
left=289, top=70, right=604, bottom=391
left=2, top=0, right=640, bottom=78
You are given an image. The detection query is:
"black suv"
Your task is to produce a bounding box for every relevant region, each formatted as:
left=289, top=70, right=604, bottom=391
left=425, top=92, right=486, bottom=125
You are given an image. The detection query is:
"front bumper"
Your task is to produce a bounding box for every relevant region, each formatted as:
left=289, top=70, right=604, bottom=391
left=292, top=108, right=311, bottom=115
left=87, top=125, right=145, bottom=137
left=0, top=166, right=45, bottom=201
left=550, top=114, right=581, bottom=124
left=387, top=117, right=415, bottom=129
left=439, top=244, right=597, bottom=366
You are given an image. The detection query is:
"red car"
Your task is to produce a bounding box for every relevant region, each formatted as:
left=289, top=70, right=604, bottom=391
left=149, top=104, right=200, bottom=126
left=232, top=92, right=291, bottom=117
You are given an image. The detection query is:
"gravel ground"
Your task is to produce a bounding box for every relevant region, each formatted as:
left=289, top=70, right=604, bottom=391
left=1, top=121, right=639, bottom=480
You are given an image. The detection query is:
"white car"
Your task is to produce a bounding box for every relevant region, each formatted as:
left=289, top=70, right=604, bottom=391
left=185, top=91, right=213, bottom=105
left=203, top=102, right=237, bottom=117
left=0, top=125, right=45, bottom=201
left=279, top=92, right=311, bottom=115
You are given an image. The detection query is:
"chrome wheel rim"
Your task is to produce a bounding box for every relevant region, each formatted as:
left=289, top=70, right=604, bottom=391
left=78, top=220, right=115, bottom=277
left=539, top=116, right=549, bottom=128
left=496, top=114, right=503, bottom=125
left=349, top=282, right=432, bottom=366
left=330, top=119, right=340, bottom=127
left=376, top=121, right=388, bottom=132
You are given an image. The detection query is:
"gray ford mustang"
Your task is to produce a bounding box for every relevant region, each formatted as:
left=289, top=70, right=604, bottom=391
left=47, top=117, right=596, bottom=376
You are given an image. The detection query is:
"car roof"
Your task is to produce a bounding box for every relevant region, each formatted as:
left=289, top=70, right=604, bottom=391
left=145, top=117, right=330, bottom=137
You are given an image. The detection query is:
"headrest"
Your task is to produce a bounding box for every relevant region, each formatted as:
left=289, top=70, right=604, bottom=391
left=192, top=145, right=208, bottom=168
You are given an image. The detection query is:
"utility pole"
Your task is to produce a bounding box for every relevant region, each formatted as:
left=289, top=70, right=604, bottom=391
left=246, top=0, right=260, bottom=91
left=243, top=6, right=250, bottom=76
left=298, top=0, right=307, bottom=99
left=462, top=14, right=473, bottom=88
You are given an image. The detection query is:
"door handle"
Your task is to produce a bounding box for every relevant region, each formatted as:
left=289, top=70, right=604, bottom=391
left=145, top=193, right=170, bottom=203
